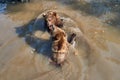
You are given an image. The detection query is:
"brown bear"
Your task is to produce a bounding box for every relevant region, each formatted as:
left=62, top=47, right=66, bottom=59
left=43, top=11, right=63, bottom=31
left=49, top=25, right=69, bottom=66
left=49, top=25, right=78, bottom=66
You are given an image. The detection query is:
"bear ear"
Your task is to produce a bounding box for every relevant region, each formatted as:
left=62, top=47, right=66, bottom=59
left=42, top=13, right=46, bottom=17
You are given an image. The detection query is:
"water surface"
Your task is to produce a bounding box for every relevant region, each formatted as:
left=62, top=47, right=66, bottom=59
left=0, top=0, right=120, bottom=80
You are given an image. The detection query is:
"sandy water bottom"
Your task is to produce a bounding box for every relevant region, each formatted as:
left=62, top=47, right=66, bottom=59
left=0, top=0, right=120, bottom=80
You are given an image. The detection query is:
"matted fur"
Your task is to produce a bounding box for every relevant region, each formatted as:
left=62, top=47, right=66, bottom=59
left=43, top=11, right=63, bottom=30
left=50, top=25, right=69, bottom=65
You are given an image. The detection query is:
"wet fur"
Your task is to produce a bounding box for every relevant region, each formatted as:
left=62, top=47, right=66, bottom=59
left=43, top=11, right=77, bottom=65
left=50, top=25, right=78, bottom=66
left=43, top=11, right=63, bottom=31
left=50, top=25, right=69, bottom=65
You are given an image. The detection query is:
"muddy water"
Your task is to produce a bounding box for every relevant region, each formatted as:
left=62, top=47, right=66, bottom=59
left=0, top=0, right=120, bottom=80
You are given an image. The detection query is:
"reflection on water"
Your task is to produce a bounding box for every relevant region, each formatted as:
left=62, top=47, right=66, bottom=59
left=0, top=0, right=120, bottom=80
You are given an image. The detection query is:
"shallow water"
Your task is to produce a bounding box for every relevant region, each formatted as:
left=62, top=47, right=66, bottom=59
left=0, top=0, right=120, bottom=80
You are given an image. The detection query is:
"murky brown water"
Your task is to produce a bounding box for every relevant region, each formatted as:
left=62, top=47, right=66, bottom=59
left=0, top=0, right=120, bottom=80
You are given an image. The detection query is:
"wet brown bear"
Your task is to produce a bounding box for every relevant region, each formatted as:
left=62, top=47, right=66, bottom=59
left=49, top=25, right=78, bottom=66
left=49, top=25, right=69, bottom=65
left=43, top=11, right=63, bottom=31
